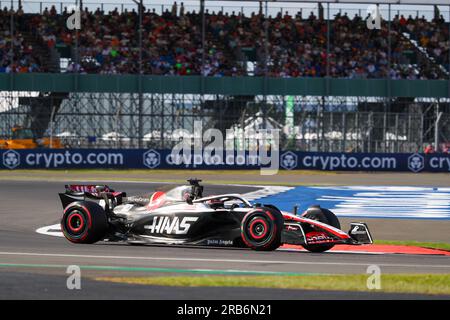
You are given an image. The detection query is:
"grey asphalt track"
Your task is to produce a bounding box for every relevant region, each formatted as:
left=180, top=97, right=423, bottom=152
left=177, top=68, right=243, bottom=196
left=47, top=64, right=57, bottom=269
left=0, top=179, right=449, bottom=299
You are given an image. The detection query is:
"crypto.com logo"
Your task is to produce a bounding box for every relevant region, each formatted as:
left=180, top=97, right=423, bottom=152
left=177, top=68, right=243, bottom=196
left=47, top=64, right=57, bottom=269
left=408, top=153, right=425, bottom=173
left=366, top=5, right=382, bottom=30
left=143, top=149, right=161, bottom=169
left=280, top=151, right=298, bottom=170
left=66, top=5, right=81, bottom=30
left=2, top=149, right=20, bottom=169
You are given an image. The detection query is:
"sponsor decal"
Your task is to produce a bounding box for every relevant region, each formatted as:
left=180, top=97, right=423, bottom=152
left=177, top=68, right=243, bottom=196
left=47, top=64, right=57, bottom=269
left=285, top=225, right=301, bottom=231
left=2, top=149, right=20, bottom=169
left=429, top=156, right=450, bottom=171
left=206, top=239, right=234, bottom=246
left=144, top=216, right=198, bottom=235
left=66, top=185, right=111, bottom=193
left=1, top=149, right=449, bottom=172
left=300, top=154, right=397, bottom=170
left=280, top=151, right=298, bottom=170
left=143, top=149, right=161, bottom=169
left=350, top=225, right=368, bottom=235
left=408, top=153, right=424, bottom=173
left=305, top=231, right=334, bottom=244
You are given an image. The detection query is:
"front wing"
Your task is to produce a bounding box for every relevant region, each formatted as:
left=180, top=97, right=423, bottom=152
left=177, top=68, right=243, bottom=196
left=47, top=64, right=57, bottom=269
left=281, top=214, right=373, bottom=246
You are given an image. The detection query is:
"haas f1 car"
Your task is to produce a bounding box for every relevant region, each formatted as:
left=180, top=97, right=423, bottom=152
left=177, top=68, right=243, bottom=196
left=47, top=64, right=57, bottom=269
left=59, top=179, right=373, bottom=253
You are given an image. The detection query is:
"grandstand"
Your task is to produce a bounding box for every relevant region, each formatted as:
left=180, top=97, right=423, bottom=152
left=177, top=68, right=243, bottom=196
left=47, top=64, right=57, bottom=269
left=0, top=0, right=449, bottom=153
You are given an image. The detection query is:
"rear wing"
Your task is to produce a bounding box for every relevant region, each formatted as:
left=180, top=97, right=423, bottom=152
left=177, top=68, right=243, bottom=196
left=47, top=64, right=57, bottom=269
left=59, top=184, right=126, bottom=210
left=65, top=184, right=113, bottom=193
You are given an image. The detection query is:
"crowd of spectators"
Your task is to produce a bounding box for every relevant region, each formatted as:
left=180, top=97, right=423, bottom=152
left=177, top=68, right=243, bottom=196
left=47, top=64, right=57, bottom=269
left=1, top=4, right=449, bottom=79
left=395, top=14, right=450, bottom=73
left=0, top=7, right=42, bottom=73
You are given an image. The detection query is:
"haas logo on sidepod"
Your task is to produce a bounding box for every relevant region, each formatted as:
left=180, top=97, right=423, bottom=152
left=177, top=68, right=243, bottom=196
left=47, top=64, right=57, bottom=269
left=144, top=216, right=198, bottom=235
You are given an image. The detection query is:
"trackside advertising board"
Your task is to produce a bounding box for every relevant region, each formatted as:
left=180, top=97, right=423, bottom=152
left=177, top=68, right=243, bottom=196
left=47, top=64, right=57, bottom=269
left=1, top=149, right=450, bottom=172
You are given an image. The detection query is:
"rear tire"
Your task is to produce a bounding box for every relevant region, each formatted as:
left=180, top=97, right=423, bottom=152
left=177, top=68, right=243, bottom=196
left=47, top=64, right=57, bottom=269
left=301, top=206, right=340, bottom=253
left=241, top=207, right=283, bottom=251
left=61, top=201, right=108, bottom=244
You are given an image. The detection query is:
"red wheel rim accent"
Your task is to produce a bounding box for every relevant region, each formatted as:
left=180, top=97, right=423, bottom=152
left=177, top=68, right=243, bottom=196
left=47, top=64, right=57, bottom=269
left=68, top=213, right=84, bottom=232
left=249, top=218, right=269, bottom=240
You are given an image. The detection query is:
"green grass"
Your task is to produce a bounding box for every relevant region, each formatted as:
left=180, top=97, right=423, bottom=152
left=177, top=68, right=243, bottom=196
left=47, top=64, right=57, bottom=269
left=0, top=169, right=338, bottom=186
left=0, top=168, right=337, bottom=176
left=375, top=240, right=450, bottom=251
left=0, top=177, right=332, bottom=186
left=95, top=274, right=450, bottom=295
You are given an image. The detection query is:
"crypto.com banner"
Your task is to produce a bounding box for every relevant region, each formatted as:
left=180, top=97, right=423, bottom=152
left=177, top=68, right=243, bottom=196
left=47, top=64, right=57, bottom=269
left=1, top=149, right=450, bottom=173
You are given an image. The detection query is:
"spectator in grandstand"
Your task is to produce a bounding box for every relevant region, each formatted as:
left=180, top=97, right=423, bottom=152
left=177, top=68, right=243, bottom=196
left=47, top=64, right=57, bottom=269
left=424, top=144, right=435, bottom=154
left=172, top=2, right=178, bottom=16
left=442, top=144, right=449, bottom=154
left=180, top=2, right=185, bottom=16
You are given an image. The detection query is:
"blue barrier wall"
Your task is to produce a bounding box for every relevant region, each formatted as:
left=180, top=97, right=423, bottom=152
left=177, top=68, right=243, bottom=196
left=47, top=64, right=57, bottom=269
left=1, top=149, right=449, bottom=172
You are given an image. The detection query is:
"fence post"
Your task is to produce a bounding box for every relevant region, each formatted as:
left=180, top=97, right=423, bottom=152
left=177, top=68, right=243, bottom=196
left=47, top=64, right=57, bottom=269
left=388, top=5, right=392, bottom=112
left=138, top=0, right=143, bottom=148
left=395, top=113, right=399, bottom=153
left=342, top=112, right=346, bottom=152
left=368, top=112, right=373, bottom=153
left=420, top=112, right=424, bottom=151
left=435, top=107, right=443, bottom=152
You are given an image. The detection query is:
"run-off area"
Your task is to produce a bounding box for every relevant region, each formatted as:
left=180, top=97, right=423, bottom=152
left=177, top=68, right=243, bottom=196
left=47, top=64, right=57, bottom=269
left=260, top=186, right=450, bottom=220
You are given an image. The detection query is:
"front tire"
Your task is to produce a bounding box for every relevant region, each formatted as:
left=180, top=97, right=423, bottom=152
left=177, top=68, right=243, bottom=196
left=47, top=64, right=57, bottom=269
left=241, top=207, right=283, bottom=251
left=61, top=201, right=108, bottom=244
left=301, top=206, right=340, bottom=253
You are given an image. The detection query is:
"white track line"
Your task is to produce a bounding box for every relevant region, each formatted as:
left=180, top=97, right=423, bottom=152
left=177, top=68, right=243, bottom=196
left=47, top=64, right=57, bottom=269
left=0, top=251, right=448, bottom=269
left=36, top=224, right=63, bottom=237
left=277, top=248, right=384, bottom=255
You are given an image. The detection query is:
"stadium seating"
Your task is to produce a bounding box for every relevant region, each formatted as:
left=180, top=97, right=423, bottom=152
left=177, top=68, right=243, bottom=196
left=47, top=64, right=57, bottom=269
left=1, top=6, right=448, bottom=79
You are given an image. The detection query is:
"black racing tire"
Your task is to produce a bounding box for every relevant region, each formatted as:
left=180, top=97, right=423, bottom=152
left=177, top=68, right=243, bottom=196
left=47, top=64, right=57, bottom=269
left=301, top=206, right=340, bottom=253
left=241, top=207, right=283, bottom=251
left=61, top=201, right=108, bottom=244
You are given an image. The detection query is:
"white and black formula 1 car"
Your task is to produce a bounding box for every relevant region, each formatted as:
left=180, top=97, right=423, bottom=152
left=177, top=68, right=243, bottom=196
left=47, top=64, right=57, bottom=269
left=59, top=179, right=373, bottom=252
